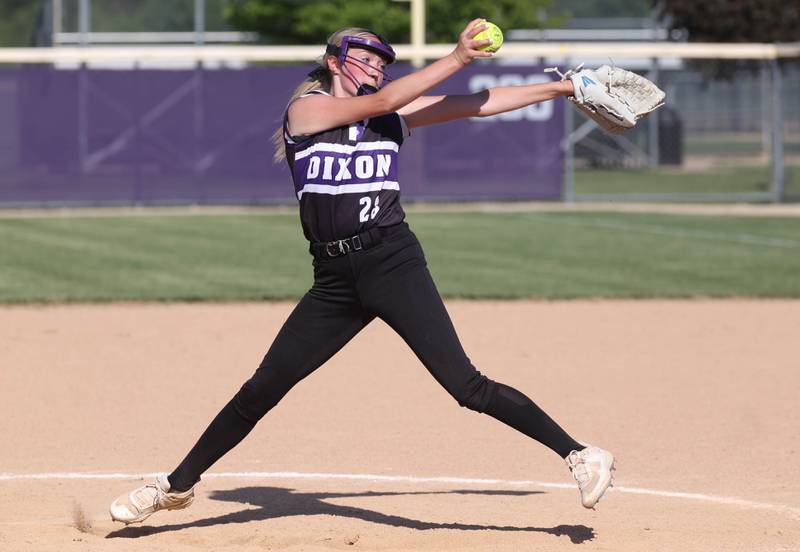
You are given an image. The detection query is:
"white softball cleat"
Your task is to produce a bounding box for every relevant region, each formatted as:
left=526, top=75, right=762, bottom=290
left=110, top=473, right=195, bottom=524
left=566, top=445, right=616, bottom=509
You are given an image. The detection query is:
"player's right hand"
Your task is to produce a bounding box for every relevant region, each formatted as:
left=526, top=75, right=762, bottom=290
left=452, top=19, right=494, bottom=65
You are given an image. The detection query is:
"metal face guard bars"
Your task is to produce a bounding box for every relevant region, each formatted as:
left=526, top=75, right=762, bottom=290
left=325, top=34, right=396, bottom=95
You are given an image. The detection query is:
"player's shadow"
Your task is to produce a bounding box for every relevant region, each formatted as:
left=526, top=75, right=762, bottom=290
left=106, top=486, right=594, bottom=544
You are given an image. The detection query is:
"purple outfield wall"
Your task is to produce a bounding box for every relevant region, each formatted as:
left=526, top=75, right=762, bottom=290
left=0, top=63, right=563, bottom=206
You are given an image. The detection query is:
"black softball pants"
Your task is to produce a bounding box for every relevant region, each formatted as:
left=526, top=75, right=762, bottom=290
left=169, top=223, right=582, bottom=492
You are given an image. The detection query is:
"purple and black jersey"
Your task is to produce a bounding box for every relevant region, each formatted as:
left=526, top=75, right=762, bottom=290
left=284, top=90, right=408, bottom=243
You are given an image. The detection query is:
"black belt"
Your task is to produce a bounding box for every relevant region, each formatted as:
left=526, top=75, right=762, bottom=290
left=310, top=223, right=407, bottom=259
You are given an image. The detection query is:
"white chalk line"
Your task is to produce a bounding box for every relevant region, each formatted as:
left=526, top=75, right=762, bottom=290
left=1, top=470, right=798, bottom=521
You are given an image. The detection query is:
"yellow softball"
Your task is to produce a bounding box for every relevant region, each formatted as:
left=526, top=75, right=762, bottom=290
left=474, top=21, right=504, bottom=53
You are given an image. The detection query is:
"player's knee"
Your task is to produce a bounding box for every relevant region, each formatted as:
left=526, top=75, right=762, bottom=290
left=449, top=372, right=495, bottom=413
left=233, top=377, right=270, bottom=422
left=233, top=365, right=293, bottom=422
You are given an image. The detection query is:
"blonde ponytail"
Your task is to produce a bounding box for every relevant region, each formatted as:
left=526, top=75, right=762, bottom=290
left=272, top=27, right=381, bottom=163
left=271, top=72, right=331, bottom=163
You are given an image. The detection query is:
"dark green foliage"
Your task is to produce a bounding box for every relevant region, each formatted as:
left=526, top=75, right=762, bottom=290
left=659, top=0, right=800, bottom=42
left=61, top=0, right=232, bottom=32
left=425, top=0, right=552, bottom=42
left=0, top=0, right=235, bottom=46
left=657, top=0, right=799, bottom=79
left=0, top=0, right=42, bottom=46
left=224, top=0, right=411, bottom=44
left=224, top=0, right=555, bottom=44
left=551, top=0, right=652, bottom=19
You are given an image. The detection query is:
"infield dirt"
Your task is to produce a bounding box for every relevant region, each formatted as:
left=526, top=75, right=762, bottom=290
left=1, top=300, right=798, bottom=552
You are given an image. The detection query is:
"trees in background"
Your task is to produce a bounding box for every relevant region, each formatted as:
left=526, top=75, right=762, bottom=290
left=223, top=0, right=800, bottom=45
left=62, top=0, right=230, bottom=33
left=224, top=0, right=555, bottom=44
left=553, top=0, right=652, bottom=19
left=1, top=0, right=798, bottom=47
left=659, top=0, right=799, bottom=42
left=0, top=0, right=235, bottom=46
left=0, top=1, right=42, bottom=46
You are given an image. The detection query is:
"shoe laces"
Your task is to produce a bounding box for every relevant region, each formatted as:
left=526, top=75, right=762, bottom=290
left=544, top=63, right=585, bottom=81
left=130, top=481, right=162, bottom=510
left=606, top=58, right=616, bottom=93
left=566, top=450, right=591, bottom=486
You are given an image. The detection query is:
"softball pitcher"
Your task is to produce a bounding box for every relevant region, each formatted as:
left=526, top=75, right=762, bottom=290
left=110, top=19, right=615, bottom=524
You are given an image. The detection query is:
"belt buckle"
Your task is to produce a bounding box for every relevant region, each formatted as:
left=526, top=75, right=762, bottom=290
left=326, top=239, right=352, bottom=257
left=324, top=236, right=361, bottom=258
left=325, top=241, right=341, bottom=257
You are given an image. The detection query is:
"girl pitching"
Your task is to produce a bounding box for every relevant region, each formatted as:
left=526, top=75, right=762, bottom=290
left=110, top=19, right=614, bottom=524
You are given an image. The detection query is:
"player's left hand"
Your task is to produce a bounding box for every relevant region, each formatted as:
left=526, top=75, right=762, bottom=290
left=547, top=64, right=665, bottom=134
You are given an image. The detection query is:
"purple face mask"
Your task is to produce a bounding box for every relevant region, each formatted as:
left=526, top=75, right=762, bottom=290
left=325, top=34, right=396, bottom=95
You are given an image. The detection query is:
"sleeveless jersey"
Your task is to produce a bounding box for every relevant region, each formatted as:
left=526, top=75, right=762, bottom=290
left=284, top=90, right=408, bottom=243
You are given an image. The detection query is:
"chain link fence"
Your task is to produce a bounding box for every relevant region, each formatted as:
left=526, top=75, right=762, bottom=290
left=565, top=57, right=799, bottom=202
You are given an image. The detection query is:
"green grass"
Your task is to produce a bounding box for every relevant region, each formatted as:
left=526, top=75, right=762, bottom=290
left=575, top=165, right=800, bottom=197
left=685, top=136, right=800, bottom=156
left=685, top=138, right=763, bottom=156
left=2, top=211, right=800, bottom=302
left=0, top=214, right=311, bottom=302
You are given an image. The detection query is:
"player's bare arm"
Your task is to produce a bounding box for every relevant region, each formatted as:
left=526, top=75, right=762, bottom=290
left=398, top=80, right=575, bottom=129
left=288, top=18, right=493, bottom=137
